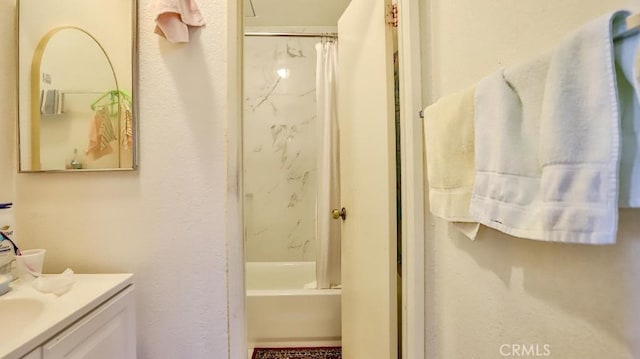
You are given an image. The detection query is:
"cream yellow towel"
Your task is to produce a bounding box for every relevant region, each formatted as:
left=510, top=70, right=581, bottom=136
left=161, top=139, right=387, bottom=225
left=424, top=85, right=479, bottom=238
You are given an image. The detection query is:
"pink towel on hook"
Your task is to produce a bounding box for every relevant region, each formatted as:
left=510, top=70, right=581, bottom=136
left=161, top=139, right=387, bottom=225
left=86, top=107, right=115, bottom=160
left=150, top=0, right=205, bottom=43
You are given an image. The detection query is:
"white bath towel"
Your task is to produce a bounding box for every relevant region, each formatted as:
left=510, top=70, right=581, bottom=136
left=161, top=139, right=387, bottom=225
left=472, top=10, right=634, bottom=244
left=614, top=20, right=640, bottom=207
left=40, top=89, right=63, bottom=115
left=424, top=85, right=479, bottom=238
left=150, top=0, right=205, bottom=43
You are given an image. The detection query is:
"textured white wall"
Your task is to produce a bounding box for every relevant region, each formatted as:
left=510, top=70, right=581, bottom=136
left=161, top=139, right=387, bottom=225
left=2, top=0, right=231, bottom=357
left=421, top=1, right=640, bottom=358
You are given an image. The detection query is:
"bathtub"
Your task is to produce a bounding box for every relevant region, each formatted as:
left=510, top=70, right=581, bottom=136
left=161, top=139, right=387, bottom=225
left=246, top=261, right=342, bottom=347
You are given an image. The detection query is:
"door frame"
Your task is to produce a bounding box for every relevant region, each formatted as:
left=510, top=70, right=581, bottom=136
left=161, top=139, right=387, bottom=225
left=225, top=0, right=245, bottom=357
left=224, top=1, right=425, bottom=357
left=397, top=0, right=425, bottom=358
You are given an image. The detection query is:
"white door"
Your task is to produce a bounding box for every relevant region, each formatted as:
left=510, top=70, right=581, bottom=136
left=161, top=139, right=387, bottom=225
left=337, top=0, right=398, bottom=358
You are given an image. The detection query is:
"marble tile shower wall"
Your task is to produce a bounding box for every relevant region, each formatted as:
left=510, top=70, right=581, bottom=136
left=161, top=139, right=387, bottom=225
left=244, top=36, right=319, bottom=262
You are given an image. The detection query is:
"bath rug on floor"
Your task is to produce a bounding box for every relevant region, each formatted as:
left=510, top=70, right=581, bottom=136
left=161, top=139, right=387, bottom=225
left=251, top=347, right=342, bottom=359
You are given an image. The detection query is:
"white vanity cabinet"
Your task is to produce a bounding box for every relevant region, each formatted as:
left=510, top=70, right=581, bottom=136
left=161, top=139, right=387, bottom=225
left=41, top=285, right=135, bottom=359
left=0, top=274, right=135, bottom=359
left=20, top=349, right=42, bottom=359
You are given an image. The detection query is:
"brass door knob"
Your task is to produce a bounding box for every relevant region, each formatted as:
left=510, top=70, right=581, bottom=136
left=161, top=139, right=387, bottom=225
left=332, top=207, right=347, bottom=220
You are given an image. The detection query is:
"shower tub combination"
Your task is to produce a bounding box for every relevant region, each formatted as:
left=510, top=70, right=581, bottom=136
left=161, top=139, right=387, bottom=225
left=246, top=261, right=341, bottom=347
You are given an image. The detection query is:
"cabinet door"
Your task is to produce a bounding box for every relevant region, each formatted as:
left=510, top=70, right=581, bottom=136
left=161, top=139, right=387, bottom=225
left=43, top=286, right=136, bottom=359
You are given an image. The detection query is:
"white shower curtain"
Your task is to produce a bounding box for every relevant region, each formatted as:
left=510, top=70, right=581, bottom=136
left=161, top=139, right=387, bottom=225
left=315, top=41, right=341, bottom=289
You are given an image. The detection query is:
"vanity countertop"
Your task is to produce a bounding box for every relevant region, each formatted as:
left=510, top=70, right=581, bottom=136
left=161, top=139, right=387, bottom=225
left=0, top=273, right=133, bottom=359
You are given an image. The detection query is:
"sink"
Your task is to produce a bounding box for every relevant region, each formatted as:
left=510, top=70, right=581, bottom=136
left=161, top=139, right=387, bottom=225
left=0, top=298, right=45, bottom=336
left=0, top=274, right=134, bottom=359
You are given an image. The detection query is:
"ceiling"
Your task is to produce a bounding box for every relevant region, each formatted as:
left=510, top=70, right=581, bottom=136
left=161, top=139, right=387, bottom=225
left=244, top=0, right=351, bottom=27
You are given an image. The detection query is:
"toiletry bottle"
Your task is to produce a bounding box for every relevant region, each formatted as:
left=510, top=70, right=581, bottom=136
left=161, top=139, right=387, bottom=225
left=0, top=203, right=15, bottom=276
left=66, top=148, right=83, bottom=169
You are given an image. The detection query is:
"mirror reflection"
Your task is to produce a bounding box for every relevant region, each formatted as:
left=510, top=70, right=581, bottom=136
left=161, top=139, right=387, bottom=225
left=17, top=0, right=136, bottom=172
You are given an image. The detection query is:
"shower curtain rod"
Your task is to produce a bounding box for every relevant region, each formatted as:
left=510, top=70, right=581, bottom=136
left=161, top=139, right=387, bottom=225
left=244, top=32, right=338, bottom=39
